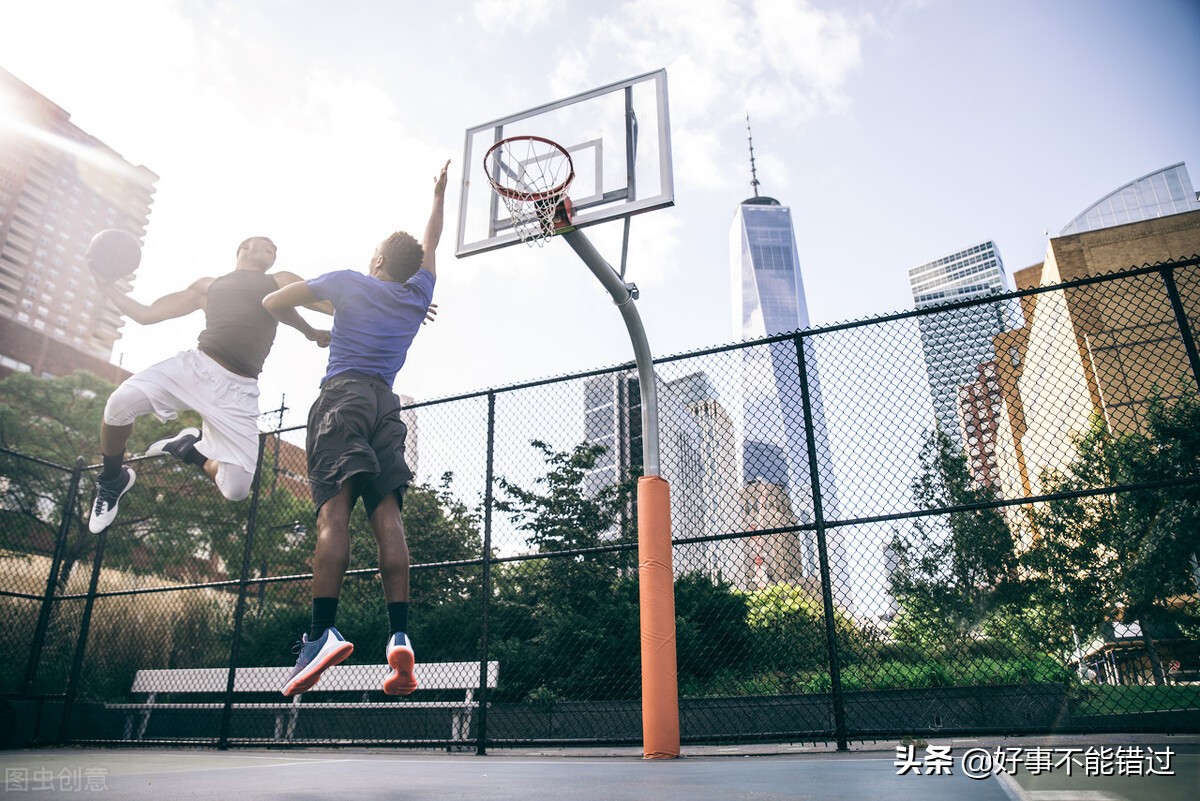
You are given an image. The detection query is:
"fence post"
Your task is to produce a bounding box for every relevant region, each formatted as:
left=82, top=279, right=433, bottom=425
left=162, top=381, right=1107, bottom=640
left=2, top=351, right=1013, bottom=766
left=1160, top=264, right=1200, bottom=396
left=56, top=514, right=110, bottom=742
left=794, top=334, right=849, bottom=750
left=24, top=456, right=85, bottom=697
left=476, top=391, right=496, bottom=756
left=217, top=433, right=269, bottom=749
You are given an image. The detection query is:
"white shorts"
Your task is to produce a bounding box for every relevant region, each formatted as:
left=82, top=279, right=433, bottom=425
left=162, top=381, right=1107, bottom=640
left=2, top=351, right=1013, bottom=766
left=107, top=349, right=261, bottom=475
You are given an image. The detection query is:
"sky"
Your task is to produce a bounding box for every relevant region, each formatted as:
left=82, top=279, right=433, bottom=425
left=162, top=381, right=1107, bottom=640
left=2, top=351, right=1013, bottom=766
left=1, top=0, right=1198, bottom=432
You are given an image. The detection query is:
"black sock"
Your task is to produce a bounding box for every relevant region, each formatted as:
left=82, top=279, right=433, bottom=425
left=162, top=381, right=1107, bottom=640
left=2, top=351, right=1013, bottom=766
left=310, top=597, right=339, bottom=640
left=100, top=454, right=124, bottom=482
left=181, top=441, right=208, bottom=468
left=387, top=601, right=409, bottom=636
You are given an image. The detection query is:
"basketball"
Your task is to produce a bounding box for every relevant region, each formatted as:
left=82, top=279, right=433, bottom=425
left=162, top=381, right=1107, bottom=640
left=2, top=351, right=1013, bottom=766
left=87, top=229, right=142, bottom=281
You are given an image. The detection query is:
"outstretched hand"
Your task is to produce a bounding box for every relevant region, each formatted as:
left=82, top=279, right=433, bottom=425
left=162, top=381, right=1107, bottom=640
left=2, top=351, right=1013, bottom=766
left=94, top=275, right=127, bottom=298
left=434, top=160, right=450, bottom=196
left=423, top=303, right=439, bottom=326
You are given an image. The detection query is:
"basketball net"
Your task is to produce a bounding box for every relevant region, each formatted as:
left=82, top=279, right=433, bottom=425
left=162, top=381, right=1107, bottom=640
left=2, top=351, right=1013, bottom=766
left=484, top=136, right=575, bottom=247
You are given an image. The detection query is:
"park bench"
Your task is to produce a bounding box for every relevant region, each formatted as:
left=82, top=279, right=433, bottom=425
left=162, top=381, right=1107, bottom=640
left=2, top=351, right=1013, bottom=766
left=107, top=660, right=499, bottom=743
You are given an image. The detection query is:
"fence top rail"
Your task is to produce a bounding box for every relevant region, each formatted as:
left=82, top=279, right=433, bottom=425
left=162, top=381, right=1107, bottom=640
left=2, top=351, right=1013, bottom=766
left=0, top=447, right=77, bottom=473
left=251, top=254, right=1199, bottom=421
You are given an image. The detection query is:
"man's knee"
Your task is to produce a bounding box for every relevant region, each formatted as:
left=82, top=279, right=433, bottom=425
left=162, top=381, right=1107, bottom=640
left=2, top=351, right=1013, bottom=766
left=214, top=464, right=255, bottom=501
left=103, top=382, right=151, bottom=427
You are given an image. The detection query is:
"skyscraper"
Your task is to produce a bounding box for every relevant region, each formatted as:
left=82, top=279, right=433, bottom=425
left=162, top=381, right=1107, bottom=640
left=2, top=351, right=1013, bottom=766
left=729, top=121, right=839, bottom=583
left=582, top=369, right=747, bottom=577
left=657, top=372, right=741, bottom=580
left=908, top=241, right=1019, bottom=452
left=581, top=371, right=641, bottom=538
left=0, top=67, right=157, bottom=380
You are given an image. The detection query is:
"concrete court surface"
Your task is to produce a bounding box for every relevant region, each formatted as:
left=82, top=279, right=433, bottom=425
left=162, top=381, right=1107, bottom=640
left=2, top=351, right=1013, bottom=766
left=0, top=738, right=1196, bottom=801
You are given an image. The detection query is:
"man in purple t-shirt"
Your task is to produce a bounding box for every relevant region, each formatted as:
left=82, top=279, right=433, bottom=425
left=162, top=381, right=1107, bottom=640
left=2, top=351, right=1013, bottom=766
left=263, top=160, right=449, bottom=697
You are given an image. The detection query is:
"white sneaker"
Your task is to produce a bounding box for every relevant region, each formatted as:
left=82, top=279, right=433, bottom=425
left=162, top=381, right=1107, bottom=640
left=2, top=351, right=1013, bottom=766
left=88, top=467, right=136, bottom=534
left=383, top=632, right=418, bottom=696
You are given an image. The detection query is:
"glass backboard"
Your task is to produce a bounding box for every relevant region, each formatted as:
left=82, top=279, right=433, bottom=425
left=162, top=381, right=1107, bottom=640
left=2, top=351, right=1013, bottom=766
left=456, top=69, right=673, bottom=258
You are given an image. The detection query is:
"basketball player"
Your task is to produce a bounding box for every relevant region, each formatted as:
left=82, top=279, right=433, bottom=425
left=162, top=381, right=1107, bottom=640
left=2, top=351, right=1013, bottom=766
left=262, top=160, right=449, bottom=698
left=87, top=236, right=331, bottom=534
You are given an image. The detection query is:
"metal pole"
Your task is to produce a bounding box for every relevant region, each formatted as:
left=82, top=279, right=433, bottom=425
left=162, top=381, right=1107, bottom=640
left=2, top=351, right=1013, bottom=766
left=217, top=433, right=269, bottom=749
left=794, top=334, right=848, bottom=750
left=24, top=457, right=85, bottom=696
left=562, top=229, right=660, bottom=475
left=561, top=227, right=678, bottom=759
left=1160, top=265, right=1200, bottom=396
left=57, top=520, right=109, bottom=742
left=476, top=391, right=497, bottom=756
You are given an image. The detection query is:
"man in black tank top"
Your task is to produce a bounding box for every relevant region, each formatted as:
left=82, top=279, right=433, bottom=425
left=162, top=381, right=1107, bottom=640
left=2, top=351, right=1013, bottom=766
left=87, top=236, right=332, bottom=533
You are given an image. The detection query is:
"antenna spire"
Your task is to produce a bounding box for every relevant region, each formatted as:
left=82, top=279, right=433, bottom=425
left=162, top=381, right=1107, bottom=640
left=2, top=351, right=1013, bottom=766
left=746, top=113, right=761, bottom=198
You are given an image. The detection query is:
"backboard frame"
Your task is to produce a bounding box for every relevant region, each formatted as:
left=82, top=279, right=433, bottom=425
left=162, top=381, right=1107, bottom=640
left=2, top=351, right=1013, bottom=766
left=456, top=68, right=673, bottom=258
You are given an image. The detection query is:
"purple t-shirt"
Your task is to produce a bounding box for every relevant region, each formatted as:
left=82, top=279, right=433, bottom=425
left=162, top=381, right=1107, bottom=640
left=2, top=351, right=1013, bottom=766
left=306, top=268, right=435, bottom=386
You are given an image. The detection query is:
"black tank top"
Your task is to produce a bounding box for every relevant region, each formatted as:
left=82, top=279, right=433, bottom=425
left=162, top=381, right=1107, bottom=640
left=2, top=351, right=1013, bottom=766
left=196, top=271, right=280, bottom=377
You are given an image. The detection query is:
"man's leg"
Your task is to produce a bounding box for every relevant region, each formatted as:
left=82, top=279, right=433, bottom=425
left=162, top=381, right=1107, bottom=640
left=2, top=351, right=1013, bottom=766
left=100, top=421, right=134, bottom=463
left=313, top=483, right=354, bottom=600
left=372, top=493, right=417, bottom=695
left=147, top=427, right=245, bottom=498
left=89, top=384, right=151, bottom=533
left=281, top=484, right=356, bottom=697
left=370, top=494, right=410, bottom=604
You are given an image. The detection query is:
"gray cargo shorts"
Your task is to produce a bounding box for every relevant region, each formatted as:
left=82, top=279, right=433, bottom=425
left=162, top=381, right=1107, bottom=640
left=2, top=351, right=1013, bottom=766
left=306, top=372, right=413, bottom=517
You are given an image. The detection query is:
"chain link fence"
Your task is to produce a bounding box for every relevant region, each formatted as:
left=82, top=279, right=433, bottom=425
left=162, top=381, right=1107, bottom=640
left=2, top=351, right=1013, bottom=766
left=2, top=257, right=1198, bottom=750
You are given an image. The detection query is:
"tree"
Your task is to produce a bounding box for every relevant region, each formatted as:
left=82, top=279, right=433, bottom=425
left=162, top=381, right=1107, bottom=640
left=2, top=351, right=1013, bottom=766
left=0, top=370, right=228, bottom=590
left=1023, top=392, right=1200, bottom=683
left=737, top=582, right=864, bottom=677
left=888, top=427, right=1016, bottom=652
left=486, top=440, right=642, bottom=701
left=494, top=440, right=638, bottom=555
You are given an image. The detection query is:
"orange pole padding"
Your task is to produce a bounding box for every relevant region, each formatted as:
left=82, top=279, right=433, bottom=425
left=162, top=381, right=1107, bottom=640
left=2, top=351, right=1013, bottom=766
left=637, top=475, right=680, bottom=759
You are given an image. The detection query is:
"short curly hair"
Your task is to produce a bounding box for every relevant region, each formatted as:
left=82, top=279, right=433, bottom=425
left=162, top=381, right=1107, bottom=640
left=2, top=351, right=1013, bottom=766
left=377, top=232, right=424, bottom=282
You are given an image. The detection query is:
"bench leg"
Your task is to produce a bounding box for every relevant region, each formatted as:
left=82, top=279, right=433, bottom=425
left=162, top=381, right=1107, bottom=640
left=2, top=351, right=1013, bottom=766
left=285, top=696, right=301, bottom=741
left=136, top=710, right=152, bottom=740
left=450, top=705, right=473, bottom=748
left=134, top=693, right=156, bottom=740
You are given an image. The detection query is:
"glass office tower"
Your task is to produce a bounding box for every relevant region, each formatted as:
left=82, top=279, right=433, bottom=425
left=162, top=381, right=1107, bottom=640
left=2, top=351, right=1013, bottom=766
left=731, top=196, right=838, bottom=579
left=908, top=241, right=1020, bottom=452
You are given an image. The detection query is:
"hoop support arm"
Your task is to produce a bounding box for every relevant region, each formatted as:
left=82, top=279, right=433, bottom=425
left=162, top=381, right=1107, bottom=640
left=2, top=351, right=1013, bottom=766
left=562, top=228, right=659, bottom=475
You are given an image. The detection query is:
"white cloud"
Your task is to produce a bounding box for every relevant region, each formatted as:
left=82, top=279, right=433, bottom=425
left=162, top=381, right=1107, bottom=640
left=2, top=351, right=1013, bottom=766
left=472, top=0, right=566, bottom=32
left=548, top=1, right=868, bottom=195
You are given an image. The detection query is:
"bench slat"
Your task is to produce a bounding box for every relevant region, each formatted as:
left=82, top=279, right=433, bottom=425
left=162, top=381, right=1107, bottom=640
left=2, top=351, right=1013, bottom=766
left=106, top=701, right=472, bottom=710
left=130, top=661, right=498, bottom=694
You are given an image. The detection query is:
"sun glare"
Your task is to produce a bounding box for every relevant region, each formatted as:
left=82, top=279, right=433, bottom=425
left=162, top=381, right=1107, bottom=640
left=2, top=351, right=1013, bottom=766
left=0, top=91, right=150, bottom=191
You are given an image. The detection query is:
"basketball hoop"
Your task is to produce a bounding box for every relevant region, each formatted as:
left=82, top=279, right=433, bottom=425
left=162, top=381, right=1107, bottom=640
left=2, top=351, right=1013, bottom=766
left=484, top=135, right=574, bottom=246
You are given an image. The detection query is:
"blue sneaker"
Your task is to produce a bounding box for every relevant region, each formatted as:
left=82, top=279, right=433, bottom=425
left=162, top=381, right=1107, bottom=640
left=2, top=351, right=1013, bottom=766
left=383, top=632, right=418, bottom=696
left=281, top=626, right=354, bottom=697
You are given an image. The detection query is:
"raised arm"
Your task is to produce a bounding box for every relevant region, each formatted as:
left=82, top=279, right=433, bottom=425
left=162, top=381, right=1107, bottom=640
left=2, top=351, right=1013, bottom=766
left=261, top=281, right=330, bottom=348
left=97, top=277, right=210, bottom=325
left=273, top=271, right=334, bottom=315
left=420, top=160, right=451, bottom=277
